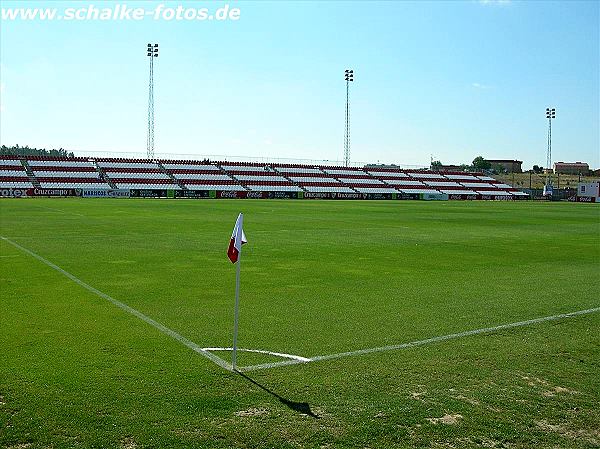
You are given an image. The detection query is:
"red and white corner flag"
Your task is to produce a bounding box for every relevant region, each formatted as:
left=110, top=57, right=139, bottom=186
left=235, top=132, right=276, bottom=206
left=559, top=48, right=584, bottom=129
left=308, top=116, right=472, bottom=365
left=228, top=213, right=247, bottom=370
left=227, top=213, right=247, bottom=264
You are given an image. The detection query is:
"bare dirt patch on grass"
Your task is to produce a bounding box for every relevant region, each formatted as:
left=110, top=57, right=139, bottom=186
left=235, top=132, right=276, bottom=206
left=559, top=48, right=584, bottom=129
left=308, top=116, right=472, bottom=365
left=120, top=437, right=138, bottom=449
left=535, top=420, right=599, bottom=446
left=411, top=391, right=426, bottom=402
left=541, top=386, right=579, bottom=397
left=234, top=407, right=270, bottom=417
left=426, top=414, right=463, bottom=425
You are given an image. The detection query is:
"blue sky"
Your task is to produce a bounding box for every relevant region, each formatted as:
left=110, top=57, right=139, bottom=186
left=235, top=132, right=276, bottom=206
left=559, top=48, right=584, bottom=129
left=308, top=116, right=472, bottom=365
left=1, top=0, right=598, bottom=169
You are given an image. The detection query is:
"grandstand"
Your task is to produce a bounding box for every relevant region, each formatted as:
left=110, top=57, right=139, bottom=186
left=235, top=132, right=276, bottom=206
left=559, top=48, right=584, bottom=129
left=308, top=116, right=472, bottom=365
left=0, top=155, right=529, bottom=199
left=0, top=157, right=34, bottom=189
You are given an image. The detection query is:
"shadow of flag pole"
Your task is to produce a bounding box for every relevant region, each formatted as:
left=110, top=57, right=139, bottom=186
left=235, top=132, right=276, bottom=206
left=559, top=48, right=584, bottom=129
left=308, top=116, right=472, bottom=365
left=228, top=212, right=247, bottom=371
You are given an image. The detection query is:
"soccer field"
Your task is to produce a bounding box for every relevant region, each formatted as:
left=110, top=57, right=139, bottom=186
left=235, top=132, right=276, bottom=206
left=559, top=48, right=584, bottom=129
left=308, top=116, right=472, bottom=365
left=1, top=199, right=599, bottom=448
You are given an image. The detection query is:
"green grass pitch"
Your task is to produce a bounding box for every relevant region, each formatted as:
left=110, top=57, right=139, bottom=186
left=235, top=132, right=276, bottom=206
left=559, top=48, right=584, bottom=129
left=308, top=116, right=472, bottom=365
left=1, top=198, right=599, bottom=448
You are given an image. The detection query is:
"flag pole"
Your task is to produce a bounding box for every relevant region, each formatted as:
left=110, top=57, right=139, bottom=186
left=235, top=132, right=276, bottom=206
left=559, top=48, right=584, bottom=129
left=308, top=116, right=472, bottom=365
left=232, top=244, right=242, bottom=371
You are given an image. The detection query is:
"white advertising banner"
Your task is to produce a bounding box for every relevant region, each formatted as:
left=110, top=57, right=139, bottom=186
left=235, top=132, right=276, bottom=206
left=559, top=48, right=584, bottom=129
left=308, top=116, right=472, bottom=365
left=82, top=189, right=130, bottom=198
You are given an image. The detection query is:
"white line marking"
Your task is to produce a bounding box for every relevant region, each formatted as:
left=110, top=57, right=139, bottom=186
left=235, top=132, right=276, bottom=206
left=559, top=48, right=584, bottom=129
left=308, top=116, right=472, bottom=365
left=204, top=347, right=310, bottom=362
left=239, top=306, right=600, bottom=372
left=4, top=236, right=598, bottom=374
left=1, top=236, right=232, bottom=371
left=32, top=204, right=85, bottom=217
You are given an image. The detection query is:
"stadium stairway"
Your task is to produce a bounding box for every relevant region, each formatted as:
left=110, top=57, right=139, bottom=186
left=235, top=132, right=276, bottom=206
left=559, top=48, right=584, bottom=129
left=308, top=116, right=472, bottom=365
left=270, top=166, right=308, bottom=192
left=364, top=170, right=410, bottom=192
left=91, top=161, right=118, bottom=189
left=320, top=167, right=360, bottom=193
left=21, top=159, right=41, bottom=188
left=156, top=160, right=186, bottom=190
left=215, top=162, right=250, bottom=192
left=215, top=163, right=250, bottom=191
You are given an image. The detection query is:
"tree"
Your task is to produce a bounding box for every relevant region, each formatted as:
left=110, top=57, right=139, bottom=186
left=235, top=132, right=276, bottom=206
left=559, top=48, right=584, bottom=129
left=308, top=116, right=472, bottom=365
left=0, top=145, right=74, bottom=158
left=491, top=163, right=507, bottom=174
left=532, top=165, right=544, bottom=174
left=472, top=156, right=491, bottom=171
left=430, top=160, right=442, bottom=170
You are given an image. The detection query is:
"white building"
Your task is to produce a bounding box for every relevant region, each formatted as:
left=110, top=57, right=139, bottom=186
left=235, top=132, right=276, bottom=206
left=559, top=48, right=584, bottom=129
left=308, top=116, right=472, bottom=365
left=577, top=181, right=600, bottom=203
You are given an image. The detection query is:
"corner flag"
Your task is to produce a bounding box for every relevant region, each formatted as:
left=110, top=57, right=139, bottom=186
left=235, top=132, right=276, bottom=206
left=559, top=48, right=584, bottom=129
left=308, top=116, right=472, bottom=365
left=227, top=213, right=247, bottom=264
left=228, top=213, right=247, bottom=371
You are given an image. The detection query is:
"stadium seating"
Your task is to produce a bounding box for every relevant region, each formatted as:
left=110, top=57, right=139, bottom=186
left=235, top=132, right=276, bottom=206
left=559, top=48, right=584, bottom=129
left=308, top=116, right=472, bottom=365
left=162, top=163, right=220, bottom=171
left=0, top=158, right=24, bottom=166
left=235, top=175, right=289, bottom=182
left=438, top=189, right=479, bottom=195
left=275, top=166, right=325, bottom=174
left=444, top=173, right=481, bottom=181
left=4, top=155, right=530, bottom=198
left=0, top=177, right=34, bottom=188
left=353, top=187, right=399, bottom=194
left=38, top=180, right=112, bottom=189
left=397, top=188, right=440, bottom=194
left=405, top=171, right=447, bottom=180
left=304, top=185, right=356, bottom=193
left=288, top=176, right=339, bottom=183
left=246, top=185, right=303, bottom=192
left=27, top=160, right=95, bottom=168
left=322, top=168, right=369, bottom=176
left=0, top=159, right=34, bottom=188
left=423, top=181, right=463, bottom=188
left=183, top=179, right=245, bottom=191
left=383, top=179, right=425, bottom=186
left=366, top=172, right=409, bottom=180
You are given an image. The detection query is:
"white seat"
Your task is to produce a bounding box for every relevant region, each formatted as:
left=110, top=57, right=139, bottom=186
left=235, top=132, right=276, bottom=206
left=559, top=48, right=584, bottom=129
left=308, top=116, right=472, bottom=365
left=0, top=169, right=28, bottom=176
left=398, top=188, right=440, bottom=194
left=354, top=187, right=398, bottom=194
left=276, top=167, right=324, bottom=174
left=246, top=185, right=302, bottom=192
left=221, top=165, right=269, bottom=172
left=235, top=175, right=288, bottom=182
left=39, top=182, right=111, bottom=188
left=0, top=182, right=34, bottom=188
left=439, top=190, right=478, bottom=195
left=108, top=172, right=169, bottom=179
left=460, top=182, right=497, bottom=188
left=424, top=181, right=462, bottom=187
left=367, top=171, right=409, bottom=178
left=477, top=190, right=512, bottom=196
left=339, top=178, right=383, bottom=184
left=384, top=179, right=425, bottom=186
left=289, top=176, right=339, bottom=183
left=174, top=173, right=233, bottom=181
left=97, top=162, right=160, bottom=169
left=324, top=169, right=367, bottom=176
left=408, top=172, right=446, bottom=179
left=34, top=171, right=100, bottom=178
left=27, top=160, right=94, bottom=167
left=184, top=184, right=244, bottom=191
left=304, top=186, right=356, bottom=193
left=162, top=164, right=220, bottom=170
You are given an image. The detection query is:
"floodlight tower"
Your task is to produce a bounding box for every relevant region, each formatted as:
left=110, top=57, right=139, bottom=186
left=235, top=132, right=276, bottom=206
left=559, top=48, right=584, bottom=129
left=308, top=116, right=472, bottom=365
left=344, top=69, right=354, bottom=167
left=146, top=43, right=159, bottom=159
left=544, top=107, right=556, bottom=195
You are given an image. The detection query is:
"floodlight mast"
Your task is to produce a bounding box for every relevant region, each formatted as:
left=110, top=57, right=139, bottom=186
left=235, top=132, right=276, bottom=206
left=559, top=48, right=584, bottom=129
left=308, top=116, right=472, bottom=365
left=344, top=69, right=354, bottom=167
left=545, top=107, right=556, bottom=191
left=147, top=43, right=159, bottom=159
